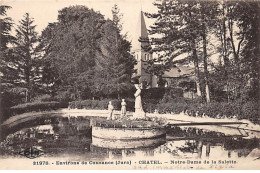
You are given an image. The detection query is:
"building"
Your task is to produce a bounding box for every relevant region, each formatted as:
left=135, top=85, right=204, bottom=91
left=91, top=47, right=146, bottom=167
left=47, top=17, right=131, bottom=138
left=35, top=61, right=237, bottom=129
left=131, top=11, right=196, bottom=98
left=131, top=11, right=155, bottom=87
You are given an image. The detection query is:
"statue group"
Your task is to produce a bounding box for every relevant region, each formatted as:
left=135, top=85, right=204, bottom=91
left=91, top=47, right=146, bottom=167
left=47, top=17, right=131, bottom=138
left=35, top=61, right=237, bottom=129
left=107, top=79, right=146, bottom=120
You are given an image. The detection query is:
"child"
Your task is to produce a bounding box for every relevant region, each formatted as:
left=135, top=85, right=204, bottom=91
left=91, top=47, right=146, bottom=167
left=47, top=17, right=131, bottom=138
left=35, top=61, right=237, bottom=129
left=108, top=101, right=114, bottom=120
left=121, top=99, right=127, bottom=117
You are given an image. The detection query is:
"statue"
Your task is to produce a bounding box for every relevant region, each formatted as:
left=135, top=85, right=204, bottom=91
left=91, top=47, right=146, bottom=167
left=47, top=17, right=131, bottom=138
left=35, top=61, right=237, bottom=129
left=133, top=81, right=146, bottom=119
left=107, top=101, right=114, bottom=120
left=121, top=99, right=127, bottom=118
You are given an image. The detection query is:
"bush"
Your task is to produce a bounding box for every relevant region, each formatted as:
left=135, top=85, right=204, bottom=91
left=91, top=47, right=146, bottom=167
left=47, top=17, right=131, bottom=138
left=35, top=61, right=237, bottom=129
left=53, top=91, right=73, bottom=107
left=32, top=94, right=53, bottom=102
left=157, top=98, right=188, bottom=114
left=69, top=99, right=135, bottom=112
left=10, top=101, right=61, bottom=116
left=70, top=98, right=259, bottom=124
left=241, top=101, right=259, bottom=123
left=142, top=99, right=159, bottom=113
left=142, top=88, right=166, bottom=100
left=142, top=87, right=183, bottom=100
left=166, top=87, right=184, bottom=98
left=1, top=91, right=25, bottom=120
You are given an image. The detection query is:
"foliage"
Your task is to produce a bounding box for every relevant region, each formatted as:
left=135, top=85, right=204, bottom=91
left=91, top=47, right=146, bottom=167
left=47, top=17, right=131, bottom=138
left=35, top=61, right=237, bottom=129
left=0, top=5, right=13, bottom=51
left=40, top=5, right=135, bottom=100
left=142, top=87, right=183, bottom=100
left=241, top=101, right=259, bottom=123
left=145, top=0, right=259, bottom=104
left=1, top=13, right=42, bottom=102
left=0, top=5, right=13, bottom=123
left=185, top=101, right=259, bottom=124
left=10, top=101, right=60, bottom=116
left=53, top=91, right=75, bottom=108
left=40, top=6, right=105, bottom=99
left=94, top=19, right=135, bottom=98
left=1, top=91, right=25, bottom=121
left=69, top=99, right=135, bottom=111
left=32, top=94, right=54, bottom=103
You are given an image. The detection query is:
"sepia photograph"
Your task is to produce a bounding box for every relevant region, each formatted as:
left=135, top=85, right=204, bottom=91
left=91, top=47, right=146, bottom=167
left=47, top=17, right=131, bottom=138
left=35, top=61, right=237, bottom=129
left=0, top=0, right=259, bottom=170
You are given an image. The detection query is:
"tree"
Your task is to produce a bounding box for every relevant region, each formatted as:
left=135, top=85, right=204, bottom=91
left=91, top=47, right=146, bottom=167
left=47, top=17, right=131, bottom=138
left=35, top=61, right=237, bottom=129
left=0, top=6, right=13, bottom=51
left=111, top=4, right=123, bottom=32
left=94, top=6, right=135, bottom=99
left=0, top=5, right=13, bottom=122
left=233, top=1, right=260, bottom=101
left=145, top=0, right=204, bottom=96
left=211, top=1, right=259, bottom=102
left=40, top=6, right=108, bottom=100
left=0, top=5, right=13, bottom=90
left=197, top=1, right=219, bottom=103
left=1, top=13, right=41, bottom=102
left=0, top=5, right=14, bottom=90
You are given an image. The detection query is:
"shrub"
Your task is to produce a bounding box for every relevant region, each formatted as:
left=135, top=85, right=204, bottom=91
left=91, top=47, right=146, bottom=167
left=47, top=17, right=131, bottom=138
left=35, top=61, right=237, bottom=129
left=142, top=87, right=183, bottom=100
left=54, top=91, right=74, bottom=108
left=142, top=98, right=159, bottom=113
left=1, top=91, right=25, bottom=120
left=142, top=88, right=166, bottom=100
left=69, top=99, right=135, bottom=112
left=241, top=101, right=259, bottom=123
left=10, top=101, right=60, bottom=116
left=32, top=94, right=53, bottom=102
left=157, top=98, right=188, bottom=114
left=70, top=98, right=259, bottom=124
left=166, top=87, right=184, bottom=98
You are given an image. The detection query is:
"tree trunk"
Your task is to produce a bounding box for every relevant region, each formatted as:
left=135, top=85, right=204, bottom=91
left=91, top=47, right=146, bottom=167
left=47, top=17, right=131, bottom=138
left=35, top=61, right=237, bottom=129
left=202, top=23, right=210, bottom=103
left=221, top=2, right=230, bottom=102
left=222, top=2, right=229, bottom=67
left=193, top=47, right=202, bottom=97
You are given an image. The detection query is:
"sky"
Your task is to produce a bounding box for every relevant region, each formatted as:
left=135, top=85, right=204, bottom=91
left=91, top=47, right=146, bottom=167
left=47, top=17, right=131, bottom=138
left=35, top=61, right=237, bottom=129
left=1, top=0, right=224, bottom=64
left=1, top=0, right=158, bottom=42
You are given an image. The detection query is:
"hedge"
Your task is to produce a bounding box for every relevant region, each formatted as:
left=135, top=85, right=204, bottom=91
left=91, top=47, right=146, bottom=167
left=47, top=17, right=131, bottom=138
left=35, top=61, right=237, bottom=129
left=69, top=99, right=259, bottom=124
left=142, top=87, right=183, bottom=100
left=10, top=101, right=61, bottom=116
left=69, top=99, right=135, bottom=112
left=185, top=101, right=259, bottom=124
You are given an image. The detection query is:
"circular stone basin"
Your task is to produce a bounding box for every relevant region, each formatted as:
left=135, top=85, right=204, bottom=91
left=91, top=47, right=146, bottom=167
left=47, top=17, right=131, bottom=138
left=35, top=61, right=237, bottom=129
left=91, top=118, right=166, bottom=140
left=92, top=136, right=166, bottom=149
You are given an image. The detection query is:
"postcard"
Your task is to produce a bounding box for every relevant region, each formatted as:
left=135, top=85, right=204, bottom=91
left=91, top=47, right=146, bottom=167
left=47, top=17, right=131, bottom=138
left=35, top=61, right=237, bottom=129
left=0, top=0, right=259, bottom=170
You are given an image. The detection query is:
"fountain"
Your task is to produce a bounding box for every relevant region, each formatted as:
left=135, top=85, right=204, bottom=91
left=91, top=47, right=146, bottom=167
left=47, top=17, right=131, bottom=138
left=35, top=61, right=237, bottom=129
left=91, top=79, right=166, bottom=141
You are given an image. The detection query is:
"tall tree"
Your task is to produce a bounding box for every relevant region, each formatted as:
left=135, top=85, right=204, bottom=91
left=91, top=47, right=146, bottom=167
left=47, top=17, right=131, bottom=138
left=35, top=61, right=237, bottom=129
left=145, top=0, right=203, bottom=96
left=40, top=6, right=106, bottom=100
left=234, top=1, right=260, bottom=101
left=0, top=5, right=13, bottom=89
left=0, top=6, right=13, bottom=51
left=94, top=6, right=135, bottom=99
left=0, top=5, right=13, bottom=123
left=197, top=1, right=219, bottom=103
left=111, top=4, right=123, bottom=32
left=1, top=13, right=41, bottom=102
left=211, top=1, right=259, bottom=102
left=0, top=5, right=13, bottom=90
